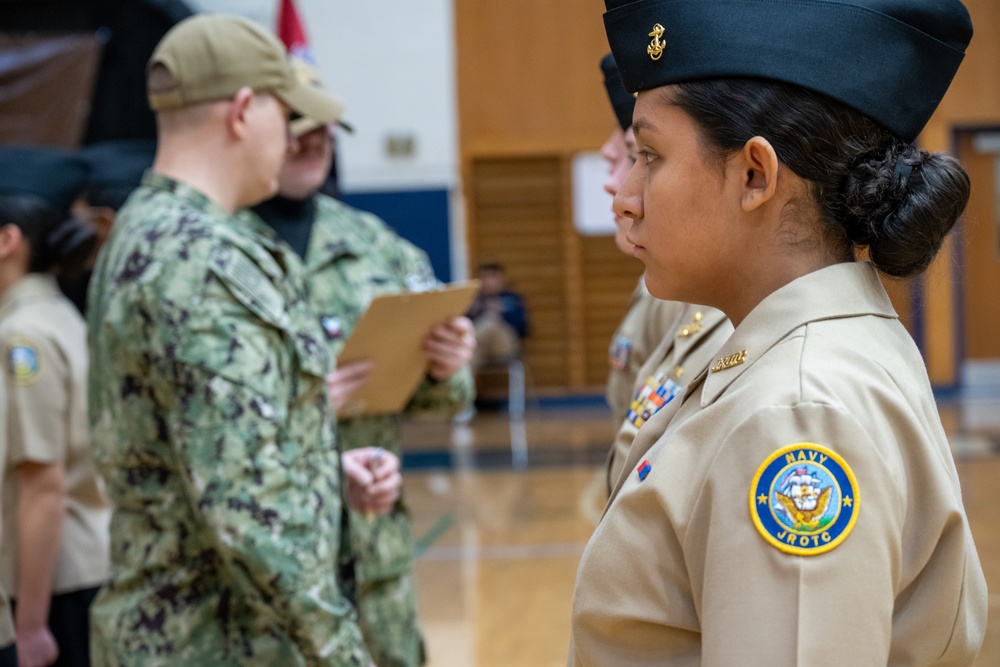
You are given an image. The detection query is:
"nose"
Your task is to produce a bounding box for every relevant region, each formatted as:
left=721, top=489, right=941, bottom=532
left=613, top=161, right=643, bottom=220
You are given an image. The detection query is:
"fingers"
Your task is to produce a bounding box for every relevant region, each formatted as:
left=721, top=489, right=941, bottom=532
left=341, top=449, right=374, bottom=487
left=342, top=448, right=402, bottom=515
left=423, top=316, right=476, bottom=380
left=326, top=360, right=375, bottom=412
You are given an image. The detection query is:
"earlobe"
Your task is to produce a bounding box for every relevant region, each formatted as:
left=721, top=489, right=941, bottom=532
left=740, top=136, right=779, bottom=212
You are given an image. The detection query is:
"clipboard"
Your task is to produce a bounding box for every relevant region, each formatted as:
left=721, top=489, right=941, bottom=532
left=336, top=280, right=480, bottom=417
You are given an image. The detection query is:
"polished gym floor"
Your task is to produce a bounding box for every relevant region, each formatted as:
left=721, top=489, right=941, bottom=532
left=400, top=394, right=1000, bottom=667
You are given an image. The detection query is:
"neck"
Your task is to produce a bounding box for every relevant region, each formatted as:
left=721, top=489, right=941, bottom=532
left=153, top=137, right=256, bottom=213
left=0, top=264, right=28, bottom=301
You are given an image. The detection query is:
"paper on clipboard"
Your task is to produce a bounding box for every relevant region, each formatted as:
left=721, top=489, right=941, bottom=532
left=336, top=280, right=480, bottom=417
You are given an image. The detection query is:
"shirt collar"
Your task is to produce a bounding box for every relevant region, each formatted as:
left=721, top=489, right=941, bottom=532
left=302, top=197, right=363, bottom=269
left=700, top=261, right=897, bottom=406
left=141, top=170, right=231, bottom=221
left=0, top=274, right=61, bottom=318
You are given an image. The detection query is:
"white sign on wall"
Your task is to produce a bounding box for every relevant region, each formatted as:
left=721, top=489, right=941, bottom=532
left=571, top=151, right=617, bottom=236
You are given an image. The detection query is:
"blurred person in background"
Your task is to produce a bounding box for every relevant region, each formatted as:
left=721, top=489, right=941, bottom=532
left=0, top=146, right=108, bottom=667
left=250, top=58, right=475, bottom=667
left=597, top=54, right=732, bottom=494
left=598, top=56, right=686, bottom=433
left=58, top=139, right=156, bottom=315
left=466, top=262, right=528, bottom=371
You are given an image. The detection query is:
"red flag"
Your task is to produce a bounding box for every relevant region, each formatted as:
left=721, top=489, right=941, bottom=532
left=276, top=0, right=314, bottom=63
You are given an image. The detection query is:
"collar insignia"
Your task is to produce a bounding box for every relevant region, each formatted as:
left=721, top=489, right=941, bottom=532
left=711, top=349, right=747, bottom=372
left=678, top=311, right=703, bottom=337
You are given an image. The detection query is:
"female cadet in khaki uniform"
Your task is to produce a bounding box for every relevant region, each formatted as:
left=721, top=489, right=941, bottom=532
left=598, top=54, right=733, bottom=494
left=0, top=148, right=110, bottom=667
left=571, top=1, right=988, bottom=665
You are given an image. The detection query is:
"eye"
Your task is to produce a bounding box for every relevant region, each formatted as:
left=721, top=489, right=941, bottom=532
left=638, top=150, right=657, bottom=165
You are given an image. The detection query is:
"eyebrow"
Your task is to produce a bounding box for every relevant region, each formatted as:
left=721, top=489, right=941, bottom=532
left=631, top=117, right=657, bottom=135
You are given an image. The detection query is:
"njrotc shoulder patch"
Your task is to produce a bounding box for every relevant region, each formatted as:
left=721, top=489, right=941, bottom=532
left=749, top=442, right=859, bottom=556
left=7, top=338, right=42, bottom=385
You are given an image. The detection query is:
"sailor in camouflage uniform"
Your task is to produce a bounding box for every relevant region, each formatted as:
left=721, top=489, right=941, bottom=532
left=87, top=15, right=397, bottom=666
left=250, top=60, right=476, bottom=667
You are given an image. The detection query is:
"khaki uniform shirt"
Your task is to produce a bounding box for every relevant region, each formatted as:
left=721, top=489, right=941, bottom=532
left=87, top=173, right=370, bottom=666
left=0, top=369, right=11, bottom=648
left=607, top=278, right=683, bottom=428
left=571, top=262, right=987, bottom=666
left=0, top=275, right=110, bottom=600
left=605, top=305, right=732, bottom=493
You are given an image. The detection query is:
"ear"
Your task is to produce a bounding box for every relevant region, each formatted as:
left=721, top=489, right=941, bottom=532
left=738, top=136, right=780, bottom=212
left=0, top=224, right=24, bottom=259
left=89, top=207, right=116, bottom=242
left=225, top=87, right=256, bottom=140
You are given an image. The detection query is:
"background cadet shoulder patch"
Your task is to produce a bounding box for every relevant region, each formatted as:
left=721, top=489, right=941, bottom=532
left=7, top=337, right=42, bottom=385
left=749, top=442, right=859, bottom=556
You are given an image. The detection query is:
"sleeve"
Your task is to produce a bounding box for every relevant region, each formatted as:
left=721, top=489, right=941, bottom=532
left=166, top=271, right=371, bottom=665
left=361, top=210, right=441, bottom=293
left=407, top=365, right=475, bottom=416
left=686, top=402, right=903, bottom=666
left=2, top=331, right=68, bottom=465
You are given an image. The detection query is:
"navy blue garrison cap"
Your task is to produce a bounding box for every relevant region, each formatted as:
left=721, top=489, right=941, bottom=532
left=603, top=0, right=973, bottom=142
left=81, top=139, right=156, bottom=209
left=82, top=139, right=156, bottom=192
left=0, top=146, right=87, bottom=214
left=601, top=53, right=635, bottom=131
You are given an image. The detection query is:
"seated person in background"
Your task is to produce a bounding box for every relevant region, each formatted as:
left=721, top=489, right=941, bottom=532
left=467, top=262, right=528, bottom=369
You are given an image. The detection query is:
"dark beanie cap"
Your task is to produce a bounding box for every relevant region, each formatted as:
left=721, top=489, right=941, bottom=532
left=603, top=0, right=973, bottom=142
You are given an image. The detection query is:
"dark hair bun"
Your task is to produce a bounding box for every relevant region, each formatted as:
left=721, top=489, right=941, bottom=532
left=842, top=144, right=970, bottom=277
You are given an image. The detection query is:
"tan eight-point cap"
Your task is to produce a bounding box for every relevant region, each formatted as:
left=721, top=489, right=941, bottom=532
left=147, top=13, right=342, bottom=125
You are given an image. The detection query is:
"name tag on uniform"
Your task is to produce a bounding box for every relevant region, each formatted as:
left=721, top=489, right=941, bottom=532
left=321, top=316, right=343, bottom=340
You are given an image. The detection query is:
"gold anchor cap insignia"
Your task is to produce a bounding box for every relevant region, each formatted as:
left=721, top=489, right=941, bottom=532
left=647, top=23, right=666, bottom=61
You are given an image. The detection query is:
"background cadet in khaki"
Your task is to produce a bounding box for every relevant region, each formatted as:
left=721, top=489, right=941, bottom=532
left=600, top=56, right=683, bottom=430
left=0, top=147, right=108, bottom=667
left=87, top=15, right=398, bottom=666
left=605, top=303, right=730, bottom=492
left=571, top=0, right=987, bottom=664
left=250, top=60, right=476, bottom=667
left=0, top=374, right=10, bottom=667
left=596, top=54, right=732, bottom=494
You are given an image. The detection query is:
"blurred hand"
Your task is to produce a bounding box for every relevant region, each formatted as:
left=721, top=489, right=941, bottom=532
left=326, top=360, right=375, bottom=413
left=16, top=626, right=58, bottom=667
left=423, top=316, right=476, bottom=380
left=342, top=447, right=402, bottom=515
